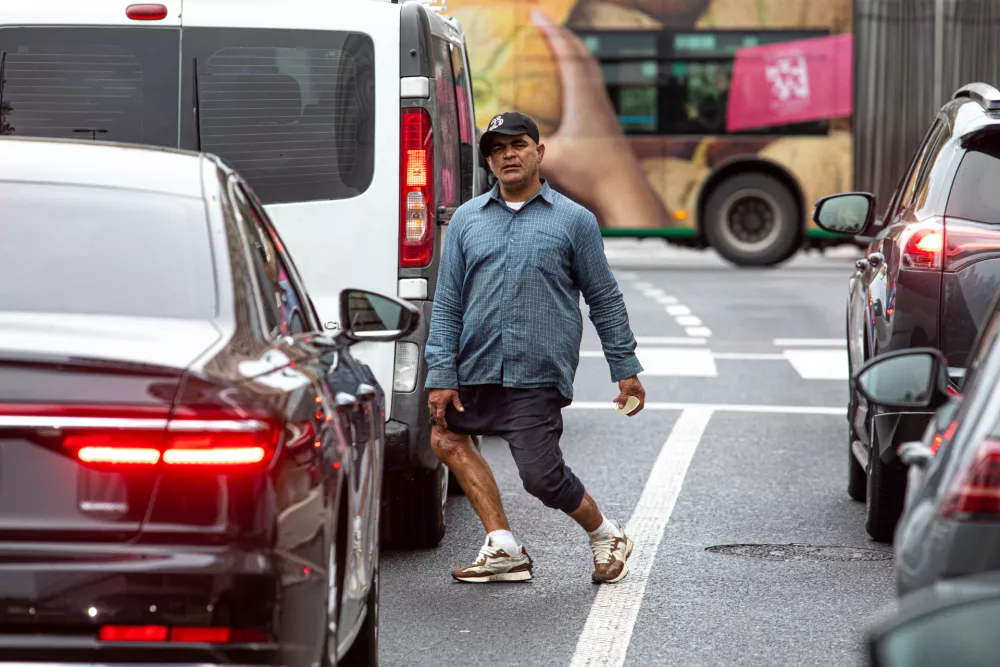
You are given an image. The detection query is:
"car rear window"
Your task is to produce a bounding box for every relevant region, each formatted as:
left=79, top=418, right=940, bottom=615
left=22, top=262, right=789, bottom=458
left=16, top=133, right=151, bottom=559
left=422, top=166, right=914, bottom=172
left=0, top=27, right=180, bottom=147
left=0, top=182, right=216, bottom=319
left=946, top=131, right=1000, bottom=223
left=186, top=28, right=375, bottom=205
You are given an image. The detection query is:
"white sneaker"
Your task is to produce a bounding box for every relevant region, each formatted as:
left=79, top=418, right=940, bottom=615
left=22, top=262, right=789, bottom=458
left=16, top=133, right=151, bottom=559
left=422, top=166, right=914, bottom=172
left=452, top=539, right=533, bottom=583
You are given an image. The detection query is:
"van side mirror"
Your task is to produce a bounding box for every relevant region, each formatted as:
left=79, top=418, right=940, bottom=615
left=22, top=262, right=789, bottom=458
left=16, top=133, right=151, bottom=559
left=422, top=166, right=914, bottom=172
left=338, top=289, right=419, bottom=343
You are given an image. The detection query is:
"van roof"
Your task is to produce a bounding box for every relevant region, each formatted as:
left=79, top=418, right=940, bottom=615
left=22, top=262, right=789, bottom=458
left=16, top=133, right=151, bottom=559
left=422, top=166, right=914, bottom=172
left=0, top=137, right=207, bottom=199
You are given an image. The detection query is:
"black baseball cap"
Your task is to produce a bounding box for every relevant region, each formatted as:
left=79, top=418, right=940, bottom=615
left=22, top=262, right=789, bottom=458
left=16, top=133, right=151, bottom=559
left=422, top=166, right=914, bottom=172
left=479, top=111, right=540, bottom=158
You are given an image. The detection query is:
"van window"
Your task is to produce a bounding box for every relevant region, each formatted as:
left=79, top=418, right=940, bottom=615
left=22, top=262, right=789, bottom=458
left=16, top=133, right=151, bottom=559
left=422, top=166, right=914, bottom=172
left=433, top=37, right=460, bottom=208
left=0, top=27, right=180, bottom=146
left=185, top=29, right=375, bottom=206
left=449, top=43, right=475, bottom=202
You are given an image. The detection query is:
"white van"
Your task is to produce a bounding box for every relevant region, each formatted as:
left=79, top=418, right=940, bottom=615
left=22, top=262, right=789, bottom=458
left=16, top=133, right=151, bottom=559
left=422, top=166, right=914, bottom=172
left=0, top=0, right=487, bottom=547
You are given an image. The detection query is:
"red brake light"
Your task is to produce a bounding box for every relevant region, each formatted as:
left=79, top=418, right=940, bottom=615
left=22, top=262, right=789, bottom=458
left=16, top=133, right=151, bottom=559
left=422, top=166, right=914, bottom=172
left=98, top=625, right=268, bottom=643
left=900, top=219, right=944, bottom=270
left=940, top=438, right=1000, bottom=520
left=941, top=219, right=1000, bottom=271
left=400, top=107, right=435, bottom=269
left=170, top=627, right=231, bottom=643
left=126, top=3, right=168, bottom=20
left=100, top=625, right=168, bottom=642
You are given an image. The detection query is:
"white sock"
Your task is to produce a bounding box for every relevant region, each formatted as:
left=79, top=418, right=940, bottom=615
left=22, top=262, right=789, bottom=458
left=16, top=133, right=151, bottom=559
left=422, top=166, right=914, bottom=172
left=588, top=515, right=623, bottom=539
left=487, top=530, right=520, bottom=555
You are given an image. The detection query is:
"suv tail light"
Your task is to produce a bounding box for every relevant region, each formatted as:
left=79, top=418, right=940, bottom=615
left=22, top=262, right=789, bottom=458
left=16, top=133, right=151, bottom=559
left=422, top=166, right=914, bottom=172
left=400, top=107, right=435, bottom=269
left=942, top=218, right=1000, bottom=272
left=0, top=404, right=280, bottom=470
left=940, top=438, right=1000, bottom=520
left=900, top=218, right=944, bottom=270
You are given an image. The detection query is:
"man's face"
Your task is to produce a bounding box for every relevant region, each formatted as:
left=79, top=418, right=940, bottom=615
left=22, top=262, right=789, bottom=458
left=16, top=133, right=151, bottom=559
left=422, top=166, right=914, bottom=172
left=486, top=134, right=545, bottom=189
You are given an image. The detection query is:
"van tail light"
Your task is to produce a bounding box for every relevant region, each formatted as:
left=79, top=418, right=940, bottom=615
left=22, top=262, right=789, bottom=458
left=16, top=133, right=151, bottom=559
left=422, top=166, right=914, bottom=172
left=400, top=107, right=435, bottom=269
left=939, top=438, right=1000, bottom=520
left=0, top=403, right=280, bottom=470
left=941, top=218, right=1000, bottom=272
left=900, top=219, right=944, bottom=270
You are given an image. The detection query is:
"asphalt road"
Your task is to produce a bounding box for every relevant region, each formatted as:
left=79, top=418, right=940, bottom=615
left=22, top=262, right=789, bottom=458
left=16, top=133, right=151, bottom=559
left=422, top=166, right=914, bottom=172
left=380, top=241, right=897, bottom=667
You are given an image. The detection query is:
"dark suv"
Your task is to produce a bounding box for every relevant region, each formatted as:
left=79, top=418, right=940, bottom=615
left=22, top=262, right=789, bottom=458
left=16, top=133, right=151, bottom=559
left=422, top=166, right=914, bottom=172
left=813, top=82, right=1000, bottom=543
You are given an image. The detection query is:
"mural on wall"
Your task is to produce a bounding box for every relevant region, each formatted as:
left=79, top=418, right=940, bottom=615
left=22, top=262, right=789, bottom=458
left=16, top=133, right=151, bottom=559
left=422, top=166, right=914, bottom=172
left=447, top=0, right=854, bottom=231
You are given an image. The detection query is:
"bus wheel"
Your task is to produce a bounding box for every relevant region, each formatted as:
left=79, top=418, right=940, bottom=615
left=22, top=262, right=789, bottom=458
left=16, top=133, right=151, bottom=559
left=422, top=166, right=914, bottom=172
left=703, top=173, right=799, bottom=267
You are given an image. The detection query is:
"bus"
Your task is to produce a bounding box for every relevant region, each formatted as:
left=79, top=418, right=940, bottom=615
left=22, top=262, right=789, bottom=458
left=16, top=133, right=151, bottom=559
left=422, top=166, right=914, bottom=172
left=443, top=0, right=855, bottom=266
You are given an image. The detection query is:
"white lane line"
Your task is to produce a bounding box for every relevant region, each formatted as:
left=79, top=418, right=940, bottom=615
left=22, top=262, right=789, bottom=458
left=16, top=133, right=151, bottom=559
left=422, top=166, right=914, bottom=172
left=633, top=282, right=653, bottom=291
left=653, top=294, right=678, bottom=305
left=584, top=350, right=795, bottom=361
left=773, top=338, right=844, bottom=347
left=569, top=408, right=713, bottom=667
left=783, top=349, right=849, bottom=380
left=711, top=352, right=786, bottom=360
left=635, top=336, right=706, bottom=346
left=580, top=348, right=717, bottom=376
left=616, top=271, right=639, bottom=281
left=675, top=315, right=702, bottom=327
left=665, top=305, right=691, bottom=316
left=686, top=326, right=713, bottom=337
left=641, top=287, right=665, bottom=298
left=568, top=401, right=845, bottom=415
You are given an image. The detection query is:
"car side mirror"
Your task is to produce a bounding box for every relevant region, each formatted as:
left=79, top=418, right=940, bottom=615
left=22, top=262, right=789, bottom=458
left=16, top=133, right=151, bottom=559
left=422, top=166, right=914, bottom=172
left=813, top=192, right=876, bottom=235
left=897, top=440, right=934, bottom=470
left=338, top=289, right=419, bottom=343
left=852, top=347, right=948, bottom=409
left=868, top=584, right=1000, bottom=666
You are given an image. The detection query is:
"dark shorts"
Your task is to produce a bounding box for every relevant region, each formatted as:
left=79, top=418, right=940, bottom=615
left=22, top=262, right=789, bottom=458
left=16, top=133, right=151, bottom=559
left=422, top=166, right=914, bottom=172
left=437, top=384, right=585, bottom=514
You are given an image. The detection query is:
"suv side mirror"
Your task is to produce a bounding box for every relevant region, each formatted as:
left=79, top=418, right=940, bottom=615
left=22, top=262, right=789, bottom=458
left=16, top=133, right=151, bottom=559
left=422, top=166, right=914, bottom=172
left=813, top=192, right=876, bottom=235
left=338, top=289, right=420, bottom=343
left=852, top=348, right=948, bottom=409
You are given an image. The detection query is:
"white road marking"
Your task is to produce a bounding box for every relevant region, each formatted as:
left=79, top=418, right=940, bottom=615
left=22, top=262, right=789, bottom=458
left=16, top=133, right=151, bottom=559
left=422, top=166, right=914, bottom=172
left=712, top=352, right=786, bottom=360
left=641, top=287, right=665, bottom=298
left=568, top=401, right=845, bottom=415
left=783, top=349, right=849, bottom=380
left=665, top=305, right=691, bottom=316
left=773, top=338, right=844, bottom=347
left=675, top=315, right=702, bottom=326
left=635, top=336, right=706, bottom=346
left=569, top=408, right=713, bottom=667
left=580, top=347, right=717, bottom=376
left=686, top=326, right=713, bottom=337
left=616, top=271, right=639, bottom=281
left=654, top=294, right=678, bottom=305
left=633, top=282, right=653, bottom=291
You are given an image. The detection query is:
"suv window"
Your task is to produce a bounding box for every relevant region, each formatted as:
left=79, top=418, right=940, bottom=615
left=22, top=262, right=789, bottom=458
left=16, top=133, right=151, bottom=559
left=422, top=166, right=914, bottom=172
left=185, top=29, right=375, bottom=206
left=449, top=42, right=475, bottom=201
left=433, top=37, right=461, bottom=208
left=0, top=182, right=215, bottom=319
left=0, top=27, right=180, bottom=146
left=946, top=131, right=1000, bottom=223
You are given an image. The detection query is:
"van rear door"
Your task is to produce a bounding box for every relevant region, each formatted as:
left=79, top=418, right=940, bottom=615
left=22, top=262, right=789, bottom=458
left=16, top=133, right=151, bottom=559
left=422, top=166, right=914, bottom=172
left=179, top=0, right=399, bottom=412
left=0, top=2, right=181, bottom=147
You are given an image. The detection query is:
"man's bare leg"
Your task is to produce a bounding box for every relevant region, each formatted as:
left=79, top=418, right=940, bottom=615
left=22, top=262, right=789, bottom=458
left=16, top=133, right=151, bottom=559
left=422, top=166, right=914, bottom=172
left=568, top=491, right=603, bottom=533
left=431, top=424, right=509, bottom=533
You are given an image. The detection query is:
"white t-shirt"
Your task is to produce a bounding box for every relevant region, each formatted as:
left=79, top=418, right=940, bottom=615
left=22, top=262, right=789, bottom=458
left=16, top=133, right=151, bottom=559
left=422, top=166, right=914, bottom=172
left=505, top=200, right=525, bottom=211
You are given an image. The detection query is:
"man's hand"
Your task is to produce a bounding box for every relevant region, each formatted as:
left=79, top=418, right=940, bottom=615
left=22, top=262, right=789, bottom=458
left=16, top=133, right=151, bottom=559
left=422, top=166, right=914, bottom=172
left=614, top=376, right=645, bottom=416
left=428, top=389, right=464, bottom=430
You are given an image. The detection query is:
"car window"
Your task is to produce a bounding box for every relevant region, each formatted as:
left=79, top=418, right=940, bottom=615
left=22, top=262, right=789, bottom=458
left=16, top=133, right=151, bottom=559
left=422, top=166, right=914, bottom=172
left=0, top=27, right=180, bottom=147
left=238, top=183, right=320, bottom=334
left=185, top=28, right=375, bottom=206
left=433, top=37, right=461, bottom=208
left=449, top=42, right=475, bottom=202
left=897, top=119, right=946, bottom=217
left=909, top=124, right=950, bottom=216
left=945, top=130, right=1000, bottom=223
left=0, top=182, right=215, bottom=319
left=881, top=120, right=942, bottom=224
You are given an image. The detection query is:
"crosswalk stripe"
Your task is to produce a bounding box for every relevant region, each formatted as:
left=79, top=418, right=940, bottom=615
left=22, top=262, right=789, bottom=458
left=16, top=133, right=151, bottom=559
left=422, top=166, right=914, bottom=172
left=580, top=347, right=848, bottom=380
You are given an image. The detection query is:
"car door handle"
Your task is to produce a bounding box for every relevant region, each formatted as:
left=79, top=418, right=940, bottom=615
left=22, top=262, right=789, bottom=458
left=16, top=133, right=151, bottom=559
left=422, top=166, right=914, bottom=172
left=437, top=206, right=458, bottom=225
left=335, top=392, right=357, bottom=408
left=867, top=252, right=884, bottom=267
left=356, top=383, right=376, bottom=397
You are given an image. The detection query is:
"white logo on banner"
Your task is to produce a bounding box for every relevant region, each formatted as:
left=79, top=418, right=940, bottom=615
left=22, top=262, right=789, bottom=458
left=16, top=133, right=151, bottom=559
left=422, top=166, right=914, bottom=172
left=765, top=53, right=810, bottom=108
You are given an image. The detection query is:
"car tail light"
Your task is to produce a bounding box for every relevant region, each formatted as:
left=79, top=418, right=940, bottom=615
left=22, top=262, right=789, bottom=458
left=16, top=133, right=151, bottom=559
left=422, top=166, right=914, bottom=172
left=400, top=107, right=435, bottom=269
left=900, top=219, right=944, bottom=270
left=0, top=403, right=280, bottom=470
left=940, top=438, right=1000, bottom=520
left=126, top=3, right=168, bottom=20
left=100, top=625, right=168, bottom=642
left=942, top=218, right=1000, bottom=272
left=99, top=625, right=270, bottom=643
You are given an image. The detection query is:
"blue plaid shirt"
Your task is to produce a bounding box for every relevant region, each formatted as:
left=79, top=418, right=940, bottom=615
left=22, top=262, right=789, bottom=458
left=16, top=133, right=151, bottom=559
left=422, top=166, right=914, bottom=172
left=424, top=180, right=643, bottom=401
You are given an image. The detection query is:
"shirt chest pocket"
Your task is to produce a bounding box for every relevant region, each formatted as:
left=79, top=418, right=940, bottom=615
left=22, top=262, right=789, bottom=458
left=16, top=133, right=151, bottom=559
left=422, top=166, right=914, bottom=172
left=527, top=228, right=569, bottom=278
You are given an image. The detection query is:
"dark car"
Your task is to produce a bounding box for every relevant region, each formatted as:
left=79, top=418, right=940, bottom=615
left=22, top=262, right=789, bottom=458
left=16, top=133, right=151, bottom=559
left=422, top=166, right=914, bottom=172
left=0, top=136, right=419, bottom=667
left=853, top=289, right=1000, bottom=597
left=813, top=82, right=1000, bottom=542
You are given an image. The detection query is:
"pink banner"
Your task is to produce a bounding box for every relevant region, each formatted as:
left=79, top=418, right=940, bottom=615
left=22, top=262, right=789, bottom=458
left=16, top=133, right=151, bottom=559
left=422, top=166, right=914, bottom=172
left=726, top=34, right=853, bottom=132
